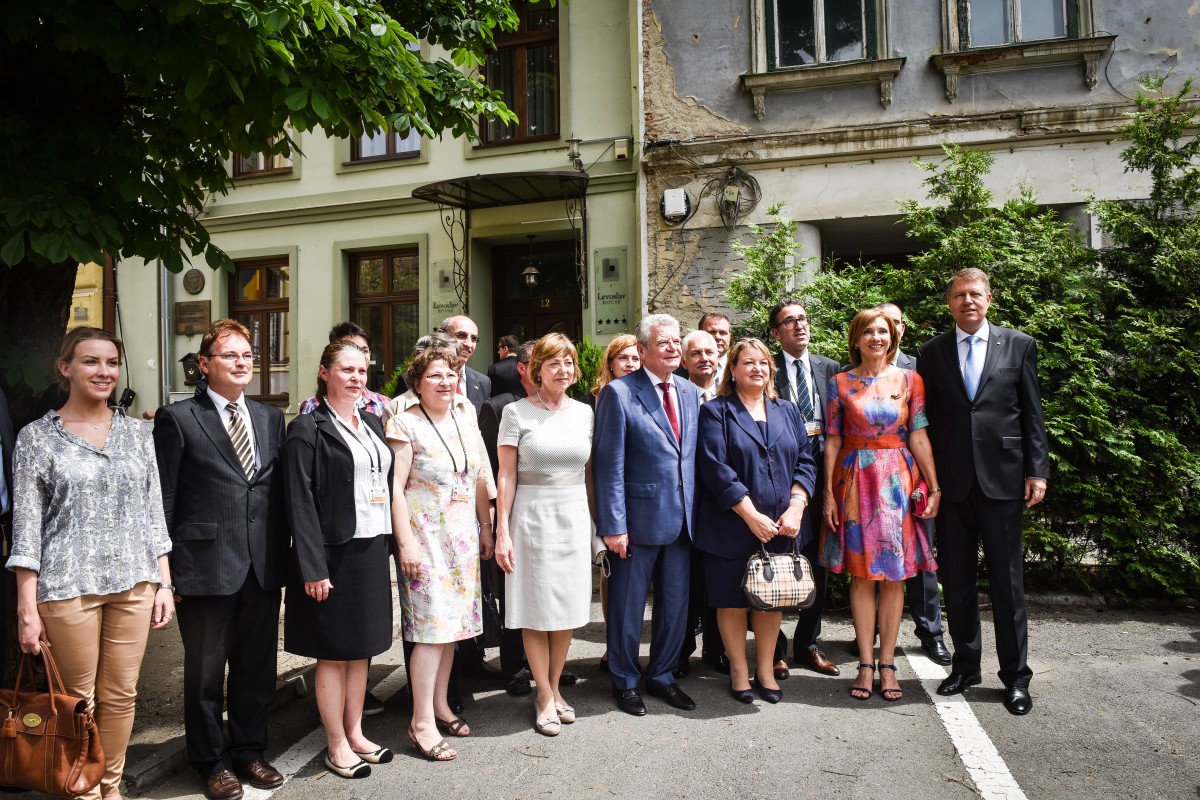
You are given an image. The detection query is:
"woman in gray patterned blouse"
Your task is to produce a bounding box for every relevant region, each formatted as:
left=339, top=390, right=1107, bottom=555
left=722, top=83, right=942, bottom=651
left=7, top=327, right=175, bottom=800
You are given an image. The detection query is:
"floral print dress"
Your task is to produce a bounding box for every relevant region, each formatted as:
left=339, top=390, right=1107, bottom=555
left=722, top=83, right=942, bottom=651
left=820, top=366, right=937, bottom=581
left=385, top=410, right=485, bottom=643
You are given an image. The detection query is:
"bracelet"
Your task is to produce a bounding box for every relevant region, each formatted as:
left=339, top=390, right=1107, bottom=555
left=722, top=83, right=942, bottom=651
left=480, top=522, right=493, bottom=528
left=158, top=583, right=175, bottom=593
left=790, top=493, right=808, bottom=502
left=929, top=488, right=942, bottom=495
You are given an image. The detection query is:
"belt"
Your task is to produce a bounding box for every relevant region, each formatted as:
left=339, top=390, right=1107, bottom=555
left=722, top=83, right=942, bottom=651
left=841, top=434, right=907, bottom=450
left=517, top=472, right=585, bottom=486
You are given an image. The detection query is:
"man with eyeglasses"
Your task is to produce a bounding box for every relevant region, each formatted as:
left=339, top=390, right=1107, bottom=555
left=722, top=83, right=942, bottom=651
left=438, top=315, right=492, bottom=415
left=153, top=319, right=288, bottom=800
left=769, top=299, right=842, bottom=679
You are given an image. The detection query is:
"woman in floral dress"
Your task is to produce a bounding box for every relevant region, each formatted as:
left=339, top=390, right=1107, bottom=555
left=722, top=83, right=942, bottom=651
left=822, top=309, right=940, bottom=703
left=387, top=345, right=493, bottom=762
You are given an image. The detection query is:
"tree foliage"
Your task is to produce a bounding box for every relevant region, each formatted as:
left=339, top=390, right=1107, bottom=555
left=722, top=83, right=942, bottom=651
left=724, top=203, right=812, bottom=341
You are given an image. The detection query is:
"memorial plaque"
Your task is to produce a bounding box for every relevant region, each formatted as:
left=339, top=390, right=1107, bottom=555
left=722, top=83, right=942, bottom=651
left=175, top=301, right=211, bottom=336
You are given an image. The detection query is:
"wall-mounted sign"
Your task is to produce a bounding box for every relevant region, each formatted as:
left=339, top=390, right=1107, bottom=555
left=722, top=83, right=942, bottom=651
left=182, top=268, right=206, bottom=295
left=430, top=258, right=463, bottom=322
left=175, top=301, right=211, bottom=336
left=594, top=247, right=630, bottom=335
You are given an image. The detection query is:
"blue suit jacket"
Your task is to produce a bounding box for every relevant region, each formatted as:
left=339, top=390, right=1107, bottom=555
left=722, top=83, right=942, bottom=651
left=693, top=394, right=818, bottom=560
left=594, top=369, right=699, bottom=545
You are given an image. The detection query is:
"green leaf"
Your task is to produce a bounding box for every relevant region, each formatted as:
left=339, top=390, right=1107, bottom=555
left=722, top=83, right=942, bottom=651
left=0, top=233, right=25, bottom=266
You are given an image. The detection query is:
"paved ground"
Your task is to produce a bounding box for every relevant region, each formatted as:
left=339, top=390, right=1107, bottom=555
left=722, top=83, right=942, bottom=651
left=93, top=589, right=1200, bottom=800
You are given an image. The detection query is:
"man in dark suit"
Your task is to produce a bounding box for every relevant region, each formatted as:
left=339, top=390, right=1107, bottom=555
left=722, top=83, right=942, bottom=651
left=769, top=298, right=841, bottom=677
left=154, top=320, right=289, bottom=800
left=487, top=335, right=522, bottom=398
left=916, top=268, right=1049, bottom=716
left=875, top=302, right=950, bottom=666
left=595, top=314, right=700, bottom=716
left=439, top=315, right=491, bottom=414
left=0, top=387, right=14, bottom=683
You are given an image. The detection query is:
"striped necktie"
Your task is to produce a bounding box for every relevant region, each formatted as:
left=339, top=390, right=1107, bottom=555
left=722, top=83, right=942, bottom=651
left=226, top=402, right=256, bottom=480
left=794, top=359, right=814, bottom=422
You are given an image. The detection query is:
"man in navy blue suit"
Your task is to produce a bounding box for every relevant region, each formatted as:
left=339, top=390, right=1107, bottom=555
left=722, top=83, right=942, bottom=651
left=594, top=314, right=700, bottom=716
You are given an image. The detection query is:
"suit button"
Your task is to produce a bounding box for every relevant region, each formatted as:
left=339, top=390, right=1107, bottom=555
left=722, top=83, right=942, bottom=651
left=971, top=407, right=978, bottom=413
left=249, top=516, right=255, bottom=522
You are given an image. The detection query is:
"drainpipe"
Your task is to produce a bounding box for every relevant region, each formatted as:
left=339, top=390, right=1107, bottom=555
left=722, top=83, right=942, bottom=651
left=159, top=259, right=172, bottom=406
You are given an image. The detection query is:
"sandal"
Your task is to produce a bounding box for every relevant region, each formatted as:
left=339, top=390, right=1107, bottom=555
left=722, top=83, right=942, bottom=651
left=849, top=662, right=875, bottom=701
left=879, top=663, right=902, bottom=701
left=407, top=726, right=456, bottom=762
left=435, top=716, right=471, bottom=737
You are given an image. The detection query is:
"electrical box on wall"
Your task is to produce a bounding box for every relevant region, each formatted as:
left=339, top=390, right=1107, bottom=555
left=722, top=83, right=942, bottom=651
left=614, top=139, right=630, bottom=160
left=661, top=188, right=689, bottom=222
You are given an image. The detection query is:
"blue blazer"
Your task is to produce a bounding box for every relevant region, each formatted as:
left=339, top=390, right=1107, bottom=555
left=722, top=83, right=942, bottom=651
left=594, top=369, right=699, bottom=545
left=693, top=394, right=818, bottom=560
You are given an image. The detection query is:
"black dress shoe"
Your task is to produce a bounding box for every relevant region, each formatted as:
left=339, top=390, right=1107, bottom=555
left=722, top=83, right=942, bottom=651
left=921, top=638, right=953, bottom=666
left=752, top=677, right=783, bottom=704
left=729, top=684, right=754, bottom=704
left=560, top=670, right=579, bottom=686
left=462, top=659, right=504, bottom=680
left=937, top=671, right=982, bottom=696
left=506, top=675, right=532, bottom=696
left=1003, top=686, right=1032, bottom=715
left=701, top=651, right=730, bottom=674
left=613, top=688, right=647, bottom=716
left=645, top=682, right=697, bottom=711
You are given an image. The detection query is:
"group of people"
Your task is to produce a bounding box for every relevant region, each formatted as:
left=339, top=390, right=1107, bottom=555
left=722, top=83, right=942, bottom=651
left=0, top=266, right=1049, bottom=799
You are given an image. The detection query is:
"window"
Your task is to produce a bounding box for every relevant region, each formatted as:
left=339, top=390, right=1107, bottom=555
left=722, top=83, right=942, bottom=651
left=769, top=0, right=874, bottom=68
left=351, top=127, right=422, bottom=162
left=480, top=0, right=559, bottom=145
left=233, top=125, right=294, bottom=178
left=350, top=249, right=420, bottom=392
left=230, top=259, right=291, bottom=404
left=963, top=0, right=1065, bottom=47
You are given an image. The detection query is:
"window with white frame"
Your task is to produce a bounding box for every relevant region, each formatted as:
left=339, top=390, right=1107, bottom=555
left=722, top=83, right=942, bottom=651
left=769, top=0, right=876, bottom=68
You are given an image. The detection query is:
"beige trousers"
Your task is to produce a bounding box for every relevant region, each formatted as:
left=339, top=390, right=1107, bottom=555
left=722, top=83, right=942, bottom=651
left=39, top=582, right=155, bottom=800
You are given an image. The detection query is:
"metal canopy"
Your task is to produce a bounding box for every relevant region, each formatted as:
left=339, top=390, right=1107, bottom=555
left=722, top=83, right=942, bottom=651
left=411, top=170, right=590, bottom=314
left=412, top=171, right=589, bottom=210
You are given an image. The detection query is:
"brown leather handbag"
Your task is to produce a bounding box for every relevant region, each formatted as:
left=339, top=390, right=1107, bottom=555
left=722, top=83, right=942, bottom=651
left=0, top=648, right=104, bottom=797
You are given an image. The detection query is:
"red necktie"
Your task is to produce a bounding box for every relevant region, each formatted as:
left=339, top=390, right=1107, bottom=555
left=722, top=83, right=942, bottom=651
left=661, top=381, right=681, bottom=443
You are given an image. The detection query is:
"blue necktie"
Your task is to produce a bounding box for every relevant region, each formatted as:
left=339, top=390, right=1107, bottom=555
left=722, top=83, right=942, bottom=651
left=963, top=336, right=982, bottom=400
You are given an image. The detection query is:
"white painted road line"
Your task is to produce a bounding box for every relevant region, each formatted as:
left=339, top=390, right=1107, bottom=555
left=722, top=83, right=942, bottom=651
left=906, top=651, right=1029, bottom=800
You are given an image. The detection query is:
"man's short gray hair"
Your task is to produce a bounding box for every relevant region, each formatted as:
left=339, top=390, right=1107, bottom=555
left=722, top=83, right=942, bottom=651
left=682, top=329, right=717, bottom=352
left=634, top=314, right=681, bottom=347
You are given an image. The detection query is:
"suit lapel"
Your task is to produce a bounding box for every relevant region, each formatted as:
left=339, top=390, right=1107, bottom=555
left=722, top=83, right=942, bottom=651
left=975, top=326, right=1006, bottom=397
left=192, top=393, right=248, bottom=479
left=729, top=393, right=766, bottom=449
left=765, top=398, right=786, bottom=450
left=635, top=371, right=681, bottom=452
left=939, top=334, right=970, bottom=400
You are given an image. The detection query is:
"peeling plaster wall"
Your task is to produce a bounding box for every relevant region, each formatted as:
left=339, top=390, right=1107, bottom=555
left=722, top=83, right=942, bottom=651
left=638, top=0, right=1200, bottom=324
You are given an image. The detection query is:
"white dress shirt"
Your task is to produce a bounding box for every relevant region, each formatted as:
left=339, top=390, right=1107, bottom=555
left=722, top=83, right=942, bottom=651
left=955, top=321, right=992, bottom=376
left=207, top=387, right=260, bottom=469
left=644, top=367, right=682, bottom=424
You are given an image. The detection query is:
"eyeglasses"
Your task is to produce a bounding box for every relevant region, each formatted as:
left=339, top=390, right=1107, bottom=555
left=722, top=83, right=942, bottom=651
left=451, top=331, right=480, bottom=344
left=424, top=372, right=460, bottom=384
left=774, top=316, right=809, bottom=328
left=211, top=353, right=254, bottom=363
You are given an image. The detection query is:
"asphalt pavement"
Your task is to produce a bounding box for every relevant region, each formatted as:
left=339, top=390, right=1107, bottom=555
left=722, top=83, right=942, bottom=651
left=107, top=594, right=1199, bottom=800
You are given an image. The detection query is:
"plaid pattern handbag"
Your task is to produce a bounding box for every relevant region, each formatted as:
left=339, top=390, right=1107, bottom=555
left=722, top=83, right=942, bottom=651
left=742, top=541, right=817, bottom=611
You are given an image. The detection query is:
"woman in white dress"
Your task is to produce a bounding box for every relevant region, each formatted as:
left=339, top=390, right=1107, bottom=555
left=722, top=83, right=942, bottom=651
left=494, top=333, right=595, bottom=736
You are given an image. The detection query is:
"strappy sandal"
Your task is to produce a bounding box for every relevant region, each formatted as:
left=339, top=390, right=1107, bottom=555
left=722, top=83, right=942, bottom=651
left=435, top=716, right=471, bottom=737
left=407, top=726, right=456, bottom=761
left=849, top=662, right=875, bottom=701
left=879, top=663, right=902, bottom=701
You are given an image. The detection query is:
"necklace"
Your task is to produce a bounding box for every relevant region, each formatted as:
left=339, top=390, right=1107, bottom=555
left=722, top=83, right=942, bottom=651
left=63, top=409, right=112, bottom=430
left=536, top=390, right=566, bottom=412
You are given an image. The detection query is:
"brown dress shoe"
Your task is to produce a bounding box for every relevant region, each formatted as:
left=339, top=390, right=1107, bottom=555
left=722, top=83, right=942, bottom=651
left=236, top=760, right=285, bottom=790
left=205, top=770, right=244, bottom=800
left=801, top=648, right=841, bottom=676
left=773, top=659, right=790, bottom=681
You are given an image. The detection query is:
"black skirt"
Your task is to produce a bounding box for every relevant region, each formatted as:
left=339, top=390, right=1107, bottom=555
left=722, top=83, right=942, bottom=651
left=284, top=534, right=392, bottom=660
left=704, top=538, right=795, bottom=609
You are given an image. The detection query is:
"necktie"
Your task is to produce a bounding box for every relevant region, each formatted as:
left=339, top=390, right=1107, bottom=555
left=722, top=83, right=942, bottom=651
left=661, top=382, right=681, bottom=443
left=963, top=335, right=982, bottom=400
left=794, top=360, right=814, bottom=422
left=226, top=402, right=256, bottom=480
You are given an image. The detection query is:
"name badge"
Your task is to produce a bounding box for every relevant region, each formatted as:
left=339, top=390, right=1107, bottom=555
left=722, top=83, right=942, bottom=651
left=370, top=472, right=388, bottom=504
left=805, top=421, right=822, bottom=437
left=450, top=474, right=471, bottom=503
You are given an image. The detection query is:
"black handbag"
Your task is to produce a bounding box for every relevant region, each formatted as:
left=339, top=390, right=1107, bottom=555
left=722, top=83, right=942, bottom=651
left=742, top=541, right=817, bottom=611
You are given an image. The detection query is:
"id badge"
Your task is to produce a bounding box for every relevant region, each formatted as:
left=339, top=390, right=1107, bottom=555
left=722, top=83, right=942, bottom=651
left=805, top=421, right=823, bottom=437
left=450, top=473, right=470, bottom=503
left=370, top=472, right=388, bottom=504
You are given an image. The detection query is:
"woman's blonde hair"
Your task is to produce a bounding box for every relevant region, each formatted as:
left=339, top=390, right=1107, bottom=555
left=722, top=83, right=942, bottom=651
left=528, top=333, right=578, bottom=388
left=592, top=334, right=638, bottom=397
left=716, top=338, right=778, bottom=400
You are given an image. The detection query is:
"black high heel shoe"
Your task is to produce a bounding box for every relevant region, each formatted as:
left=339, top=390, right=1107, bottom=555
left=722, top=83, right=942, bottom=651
left=729, top=683, right=754, bottom=704
left=752, top=676, right=783, bottom=704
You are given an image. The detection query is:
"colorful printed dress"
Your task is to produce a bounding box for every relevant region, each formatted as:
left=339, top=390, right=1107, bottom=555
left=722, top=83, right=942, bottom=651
left=820, top=366, right=937, bottom=581
left=385, top=410, right=486, bottom=643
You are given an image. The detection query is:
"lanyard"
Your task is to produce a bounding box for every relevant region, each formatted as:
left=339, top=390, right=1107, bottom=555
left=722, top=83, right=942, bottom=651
left=418, top=403, right=469, bottom=475
left=330, top=407, right=385, bottom=479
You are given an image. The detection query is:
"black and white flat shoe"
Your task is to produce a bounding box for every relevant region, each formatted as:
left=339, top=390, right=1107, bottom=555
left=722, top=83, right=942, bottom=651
left=352, top=746, right=393, bottom=764
left=324, top=752, right=371, bottom=779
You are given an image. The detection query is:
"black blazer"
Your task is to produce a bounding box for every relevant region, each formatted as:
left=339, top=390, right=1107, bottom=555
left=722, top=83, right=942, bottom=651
left=283, top=400, right=393, bottom=583
left=478, top=388, right=526, bottom=480
left=153, top=392, right=288, bottom=595
left=487, top=356, right=522, bottom=398
left=0, top=387, right=14, bottom=530
left=916, top=324, right=1050, bottom=503
left=693, top=394, right=818, bottom=559
left=774, top=350, right=839, bottom=451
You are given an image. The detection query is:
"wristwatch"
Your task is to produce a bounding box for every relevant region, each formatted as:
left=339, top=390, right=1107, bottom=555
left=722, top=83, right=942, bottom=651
left=158, top=583, right=176, bottom=593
